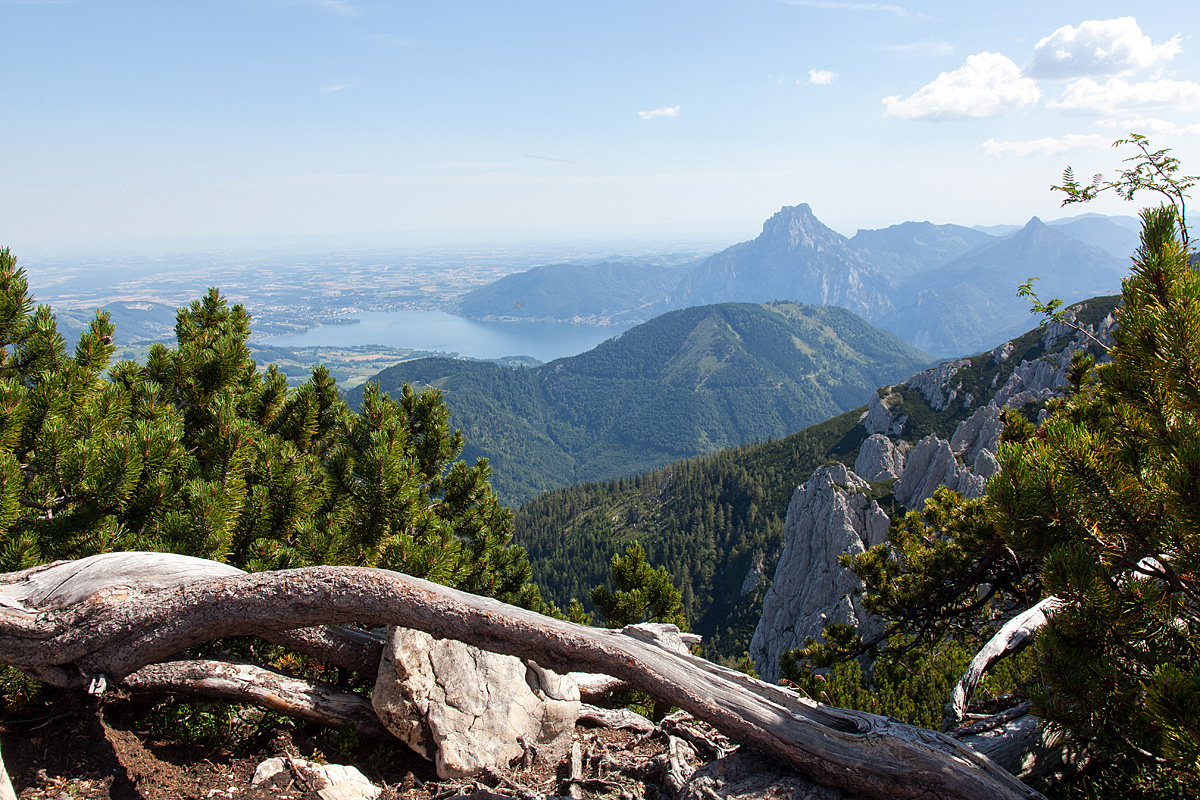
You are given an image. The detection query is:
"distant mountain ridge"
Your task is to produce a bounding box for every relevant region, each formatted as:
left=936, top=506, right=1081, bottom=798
left=879, top=217, right=1127, bottom=354
left=848, top=221, right=993, bottom=282
left=456, top=205, right=1137, bottom=357
left=667, top=204, right=895, bottom=320
left=348, top=301, right=931, bottom=503
left=454, top=261, right=679, bottom=324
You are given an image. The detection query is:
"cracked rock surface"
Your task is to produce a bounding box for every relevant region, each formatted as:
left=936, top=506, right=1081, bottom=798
left=748, top=464, right=889, bottom=682
left=373, top=627, right=580, bottom=780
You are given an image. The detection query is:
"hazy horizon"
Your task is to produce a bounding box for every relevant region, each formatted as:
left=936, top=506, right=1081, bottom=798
left=4, top=2, right=1196, bottom=254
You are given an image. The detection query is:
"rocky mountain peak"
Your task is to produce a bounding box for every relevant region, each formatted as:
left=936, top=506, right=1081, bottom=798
left=760, top=203, right=847, bottom=250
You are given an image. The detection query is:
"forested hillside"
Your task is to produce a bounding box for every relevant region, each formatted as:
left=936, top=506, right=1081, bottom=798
left=348, top=302, right=931, bottom=503
left=515, top=408, right=868, bottom=659
left=454, top=261, right=683, bottom=323
left=515, top=295, right=1121, bottom=662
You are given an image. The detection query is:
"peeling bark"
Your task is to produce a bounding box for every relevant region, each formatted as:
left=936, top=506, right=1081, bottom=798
left=0, top=553, right=1044, bottom=800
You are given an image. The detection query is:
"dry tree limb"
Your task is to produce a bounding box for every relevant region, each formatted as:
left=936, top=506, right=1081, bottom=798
left=950, top=702, right=1033, bottom=739
left=122, top=659, right=390, bottom=739
left=0, top=553, right=1043, bottom=800
left=567, top=672, right=627, bottom=702
left=958, top=713, right=1084, bottom=782
left=577, top=704, right=654, bottom=733
left=943, top=597, right=1064, bottom=731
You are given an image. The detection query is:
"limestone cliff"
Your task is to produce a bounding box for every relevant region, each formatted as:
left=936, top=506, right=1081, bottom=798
left=750, top=300, right=1118, bottom=676
left=748, top=463, right=890, bottom=683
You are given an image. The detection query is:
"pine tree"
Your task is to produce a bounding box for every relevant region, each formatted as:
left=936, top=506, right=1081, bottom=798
left=804, top=139, right=1200, bottom=793
left=591, top=540, right=686, bottom=628
left=0, top=248, right=546, bottom=611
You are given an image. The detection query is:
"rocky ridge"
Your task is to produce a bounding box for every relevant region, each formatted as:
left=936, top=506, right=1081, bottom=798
left=749, top=300, right=1118, bottom=679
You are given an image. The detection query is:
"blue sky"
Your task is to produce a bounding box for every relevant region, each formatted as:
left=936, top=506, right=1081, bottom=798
left=3, top=1, right=1198, bottom=250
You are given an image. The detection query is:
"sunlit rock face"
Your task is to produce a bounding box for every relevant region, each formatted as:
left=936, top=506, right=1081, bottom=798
left=749, top=463, right=889, bottom=683
left=373, top=627, right=579, bottom=779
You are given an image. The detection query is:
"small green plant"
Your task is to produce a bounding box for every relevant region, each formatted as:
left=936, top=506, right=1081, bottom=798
left=330, top=726, right=361, bottom=759
left=137, top=700, right=235, bottom=746
left=0, top=665, right=44, bottom=716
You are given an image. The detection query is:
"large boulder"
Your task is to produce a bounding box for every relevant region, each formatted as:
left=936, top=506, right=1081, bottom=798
left=372, top=627, right=580, bottom=779
left=749, top=464, right=890, bottom=682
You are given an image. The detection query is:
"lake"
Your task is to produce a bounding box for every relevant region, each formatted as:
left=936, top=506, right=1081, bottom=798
left=260, top=310, right=633, bottom=363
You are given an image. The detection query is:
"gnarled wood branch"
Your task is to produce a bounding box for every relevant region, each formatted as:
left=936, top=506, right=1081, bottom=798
left=123, top=659, right=390, bottom=739
left=942, top=597, right=1064, bottom=730
left=0, top=553, right=1043, bottom=800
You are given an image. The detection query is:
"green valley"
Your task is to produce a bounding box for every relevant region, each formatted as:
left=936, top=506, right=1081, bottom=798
left=347, top=302, right=932, bottom=504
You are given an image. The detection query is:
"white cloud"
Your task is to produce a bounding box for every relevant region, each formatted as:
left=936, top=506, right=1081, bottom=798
left=320, top=81, right=352, bottom=93
left=882, top=52, right=1041, bottom=120
left=297, top=0, right=361, bottom=14
left=637, top=105, right=681, bottom=120
left=881, top=39, right=954, bottom=58
left=780, top=0, right=908, bottom=15
left=1050, top=78, right=1200, bottom=114
left=1110, top=117, right=1200, bottom=137
left=980, top=134, right=1110, bottom=157
left=1027, top=17, right=1181, bottom=80
left=808, top=69, right=838, bottom=85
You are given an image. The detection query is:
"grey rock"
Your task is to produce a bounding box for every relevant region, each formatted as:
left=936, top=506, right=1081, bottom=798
left=894, top=434, right=986, bottom=510
left=252, top=757, right=381, bottom=800
left=989, top=341, right=1014, bottom=364
left=950, top=404, right=1004, bottom=468
left=373, top=627, right=580, bottom=779
left=861, top=391, right=907, bottom=437
left=853, top=433, right=906, bottom=481
left=740, top=554, right=766, bottom=596
left=749, top=464, right=890, bottom=682
left=991, top=312, right=1115, bottom=410
left=679, top=750, right=865, bottom=800
left=905, top=359, right=971, bottom=412
left=973, top=449, right=1001, bottom=481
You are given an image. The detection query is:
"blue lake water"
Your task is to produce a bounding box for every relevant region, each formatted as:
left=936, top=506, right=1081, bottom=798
left=260, top=310, right=633, bottom=363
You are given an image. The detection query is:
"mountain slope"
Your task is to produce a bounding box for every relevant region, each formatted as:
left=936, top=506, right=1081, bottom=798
left=349, top=302, right=931, bottom=503
left=454, top=261, right=681, bottom=324
left=878, top=217, right=1127, bottom=355
left=848, top=221, right=994, bottom=281
left=514, top=296, right=1120, bottom=661
left=667, top=205, right=895, bottom=319
left=1049, top=214, right=1140, bottom=261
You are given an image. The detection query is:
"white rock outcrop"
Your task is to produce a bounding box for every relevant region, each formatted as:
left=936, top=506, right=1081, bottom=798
left=950, top=403, right=1006, bottom=480
left=749, top=464, right=890, bottom=682
left=373, top=627, right=580, bottom=779
left=893, top=434, right=988, bottom=510
left=252, top=757, right=381, bottom=800
left=861, top=391, right=907, bottom=437
left=853, top=433, right=906, bottom=481
left=904, top=359, right=970, bottom=412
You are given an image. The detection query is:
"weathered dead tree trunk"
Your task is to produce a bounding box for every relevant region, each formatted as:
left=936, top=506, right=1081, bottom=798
left=943, top=597, right=1064, bottom=730
left=123, top=659, right=390, bottom=739
left=0, top=553, right=1043, bottom=800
